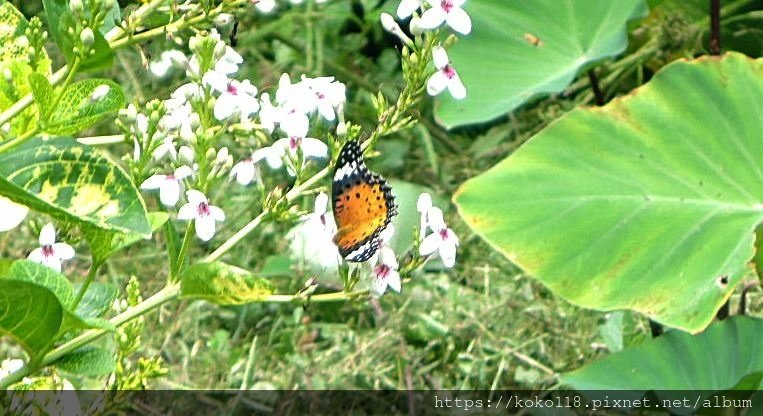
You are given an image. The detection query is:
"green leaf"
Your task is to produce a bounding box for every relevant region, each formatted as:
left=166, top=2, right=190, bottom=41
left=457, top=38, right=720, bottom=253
left=180, top=262, right=276, bottom=305
left=0, top=3, right=32, bottom=62
left=0, top=137, right=151, bottom=236
left=56, top=346, right=116, bottom=376
left=0, top=279, right=62, bottom=357
left=44, top=79, right=125, bottom=135
left=454, top=53, right=763, bottom=332
left=563, top=317, right=763, bottom=392
left=434, top=0, right=648, bottom=128
left=8, top=260, right=75, bottom=309
left=73, top=282, right=118, bottom=319
left=83, top=212, right=169, bottom=263
left=28, top=73, right=54, bottom=121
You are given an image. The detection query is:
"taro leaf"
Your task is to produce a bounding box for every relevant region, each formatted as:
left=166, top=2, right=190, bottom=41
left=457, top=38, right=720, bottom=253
left=73, top=282, right=118, bottom=319
left=563, top=317, right=763, bottom=403
left=180, top=262, right=275, bottom=305
left=0, top=137, right=151, bottom=236
left=44, top=79, right=125, bottom=135
left=454, top=53, right=763, bottom=333
left=56, top=346, right=116, bottom=376
left=7, top=260, right=75, bottom=309
left=434, top=0, right=648, bottom=128
left=0, top=279, right=62, bottom=357
left=82, top=212, right=169, bottom=263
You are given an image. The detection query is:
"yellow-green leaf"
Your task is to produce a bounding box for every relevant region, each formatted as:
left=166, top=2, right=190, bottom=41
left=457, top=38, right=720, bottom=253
left=181, top=262, right=276, bottom=305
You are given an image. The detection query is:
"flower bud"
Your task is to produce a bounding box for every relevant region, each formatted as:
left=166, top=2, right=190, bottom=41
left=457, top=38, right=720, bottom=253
left=410, top=16, right=425, bottom=36
left=205, top=147, right=217, bottom=162
left=215, top=146, right=229, bottom=165
left=213, top=41, right=226, bottom=61
left=178, top=145, right=195, bottom=164
left=80, top=27, right=94, bottom=48
left=336, top=122, right=347, bottom=137
left=69, top=0, right=83, bottom=14
left=380, top=13, right=398, bottom=33
left=120, top=103, right=138, bottom=122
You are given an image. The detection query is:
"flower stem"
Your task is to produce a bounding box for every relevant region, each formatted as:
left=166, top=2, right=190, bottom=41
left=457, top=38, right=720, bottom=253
left=172, top=222, right=196, bottom=281
left=72, top=261, right=102, bottom=310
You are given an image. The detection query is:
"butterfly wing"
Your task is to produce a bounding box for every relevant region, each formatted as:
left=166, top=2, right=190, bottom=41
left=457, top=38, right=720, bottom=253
left=331, top=140, right=397, bottom=262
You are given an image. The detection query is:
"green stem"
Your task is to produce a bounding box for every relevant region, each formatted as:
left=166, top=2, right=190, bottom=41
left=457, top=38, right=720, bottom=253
left=72, top=261, right=102, bottom=309
left=172, top=222, right=195, bottom=281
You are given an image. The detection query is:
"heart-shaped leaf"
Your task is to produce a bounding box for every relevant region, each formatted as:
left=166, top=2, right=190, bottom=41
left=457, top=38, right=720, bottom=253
left=454, top=53, right=763, bottom=332
left=434, top=0, right=648, bottom=128
left=0, top=137, right=151, bottom=236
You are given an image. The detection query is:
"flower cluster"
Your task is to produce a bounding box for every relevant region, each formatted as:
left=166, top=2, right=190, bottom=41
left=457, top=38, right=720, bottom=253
left=417, top=193, right=459, bottom=268
left=381, top=0, right=471, bottom=100
left=137, top=28, right=347, bottom=241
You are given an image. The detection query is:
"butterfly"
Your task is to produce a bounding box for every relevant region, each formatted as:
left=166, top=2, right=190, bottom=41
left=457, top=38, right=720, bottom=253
left=331, top=140, right=397, bottom=262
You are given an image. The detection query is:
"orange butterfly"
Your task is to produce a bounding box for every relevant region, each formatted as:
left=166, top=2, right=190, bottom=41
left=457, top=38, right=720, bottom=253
left=331, top=140, right=397, bottom=262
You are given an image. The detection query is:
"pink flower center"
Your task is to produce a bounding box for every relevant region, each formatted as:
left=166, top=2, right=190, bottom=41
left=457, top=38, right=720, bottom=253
left=289, top=136, right=302, bottom=150
left=244, top=157, right=253, bottom=163
left=166, top=174, right=176, bottom=180
left=443, top=64, right=456, bottom=79
left=375, top=264, right=391, bottom=279
left=227, top=82, right=238, bottom=95
left=316, top=92, right=325, bottom=100
left=441, top=0, right=453, bottom=12
left=197, top=201, right=211, bottom=217
left=42, top=245, right=54, bottom=258
left=319, top=213, right=326, bottom=225
left=439, top=228, right=450, bottom=240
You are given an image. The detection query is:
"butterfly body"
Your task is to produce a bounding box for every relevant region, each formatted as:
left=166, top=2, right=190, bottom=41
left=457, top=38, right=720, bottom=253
left=331, top=140, right=397, bottom=262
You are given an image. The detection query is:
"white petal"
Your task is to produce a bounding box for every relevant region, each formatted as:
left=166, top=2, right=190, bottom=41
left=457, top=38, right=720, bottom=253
left=371, top=276, right=388, bottom=297
left=174, top=165, right=194, bottom=179
left=177, top=203, right=196, bottom=220
left=214, top=93, right=237, bottom=121
left=0, top=196, right=28, bottom=232
left=52, top=243, right=75, bottom=260
left=426, top=72, right=449, bottom=96
left=300, top=138, right=328, bottom=158
left=431, top=46, right=449, bottom=69
left=42, top=257, right=63, bottom=272
left=317, top=101, right=336, bottom=121
left=379, top=246, right=398, bottom=269
left=379, top=224, right=395, bottom=244
left=419, top=233, right=439, bottom=256
left=159, top=180, right=181, bottom=206
left=419, top=7, right=446, bottom=29
left=140, top=174, right=166, bottom=190
left=314, top=192, right=329, bottom=215
left=250, top=147, right=273, bottom=164
left=280, top=114, right=309, bottom=138
left=426, top=206, right=446, bottom=231
left=447, top=73, right=467, bottom=100
left=416, top=193, right=432, bottom=212
left=28, top=248, right=45, bottom=263
left=439, top=241, right=457, bottom=268
left=186, top=189, right=207, bottom=205
left=386, top=271, right=402, bottom=292
left=397, top=0, right=420, bottom=18
left=149, top=59, right=172, bottom=78
left=445, top=6, right=472, bottom=35
left=256, top=0, right=276, bottom=12
left=209, top=205, right=226, bottom=222
left=39, top=223, right=56, bottom=246
left=195, top=216, right=216, bottom=241
left=231, top=161, right=256, bottom=185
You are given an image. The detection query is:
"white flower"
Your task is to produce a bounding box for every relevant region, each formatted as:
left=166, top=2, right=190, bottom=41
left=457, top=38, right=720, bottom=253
left=427, top=46, right=466, bottom=100
left=371, top=246, right=401, bottom=296
left=152, top=136, right=177, bottom=161
left=27, top=224, right=75, bottom=272
left=204, top=71, right=260, bottom=121
left=255, top=0, right=276, bottom=13
left=419, top=207, right=458, bottom=268
left=230, top=154, right=261, bottom=185
left=416, top=192, right=432, bottom=236
left=178, top=190, right=225, bottom=241
left=149, top=49, right=188, bottom=77
left=420, top=0, right=472, bottom=35
left=258, top=93, right=281, bottom=133
left=300, top=75, right=346, bottom=121
left=288, top=192, right=341, bottom=269
left=140, top=166, right=194, bottom=206
left=214, top=46, right=243, bottom=74
left=276, top=73, right=315, bottom=115
left=397, top=0, right=422, bottom=18
left=0, top=196, right=28, bottom=232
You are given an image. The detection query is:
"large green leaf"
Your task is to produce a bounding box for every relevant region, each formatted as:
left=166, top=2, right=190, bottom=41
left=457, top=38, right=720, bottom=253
left=82, top=211, right=168, bottom=263
left=7, top=260, right=75, bottom=309
left=0, top=279, right=62, bottom=357
left=434, top=0, right=648, bottom=128
left=454, top=53, right=763, bottom=333
left=180, top=262, right=275, bottom=305
left=0, top=137, right=151, bottom=236
left=73, top=282, right=118, bottom=319
left=563, top=317, right=763, bottom=394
